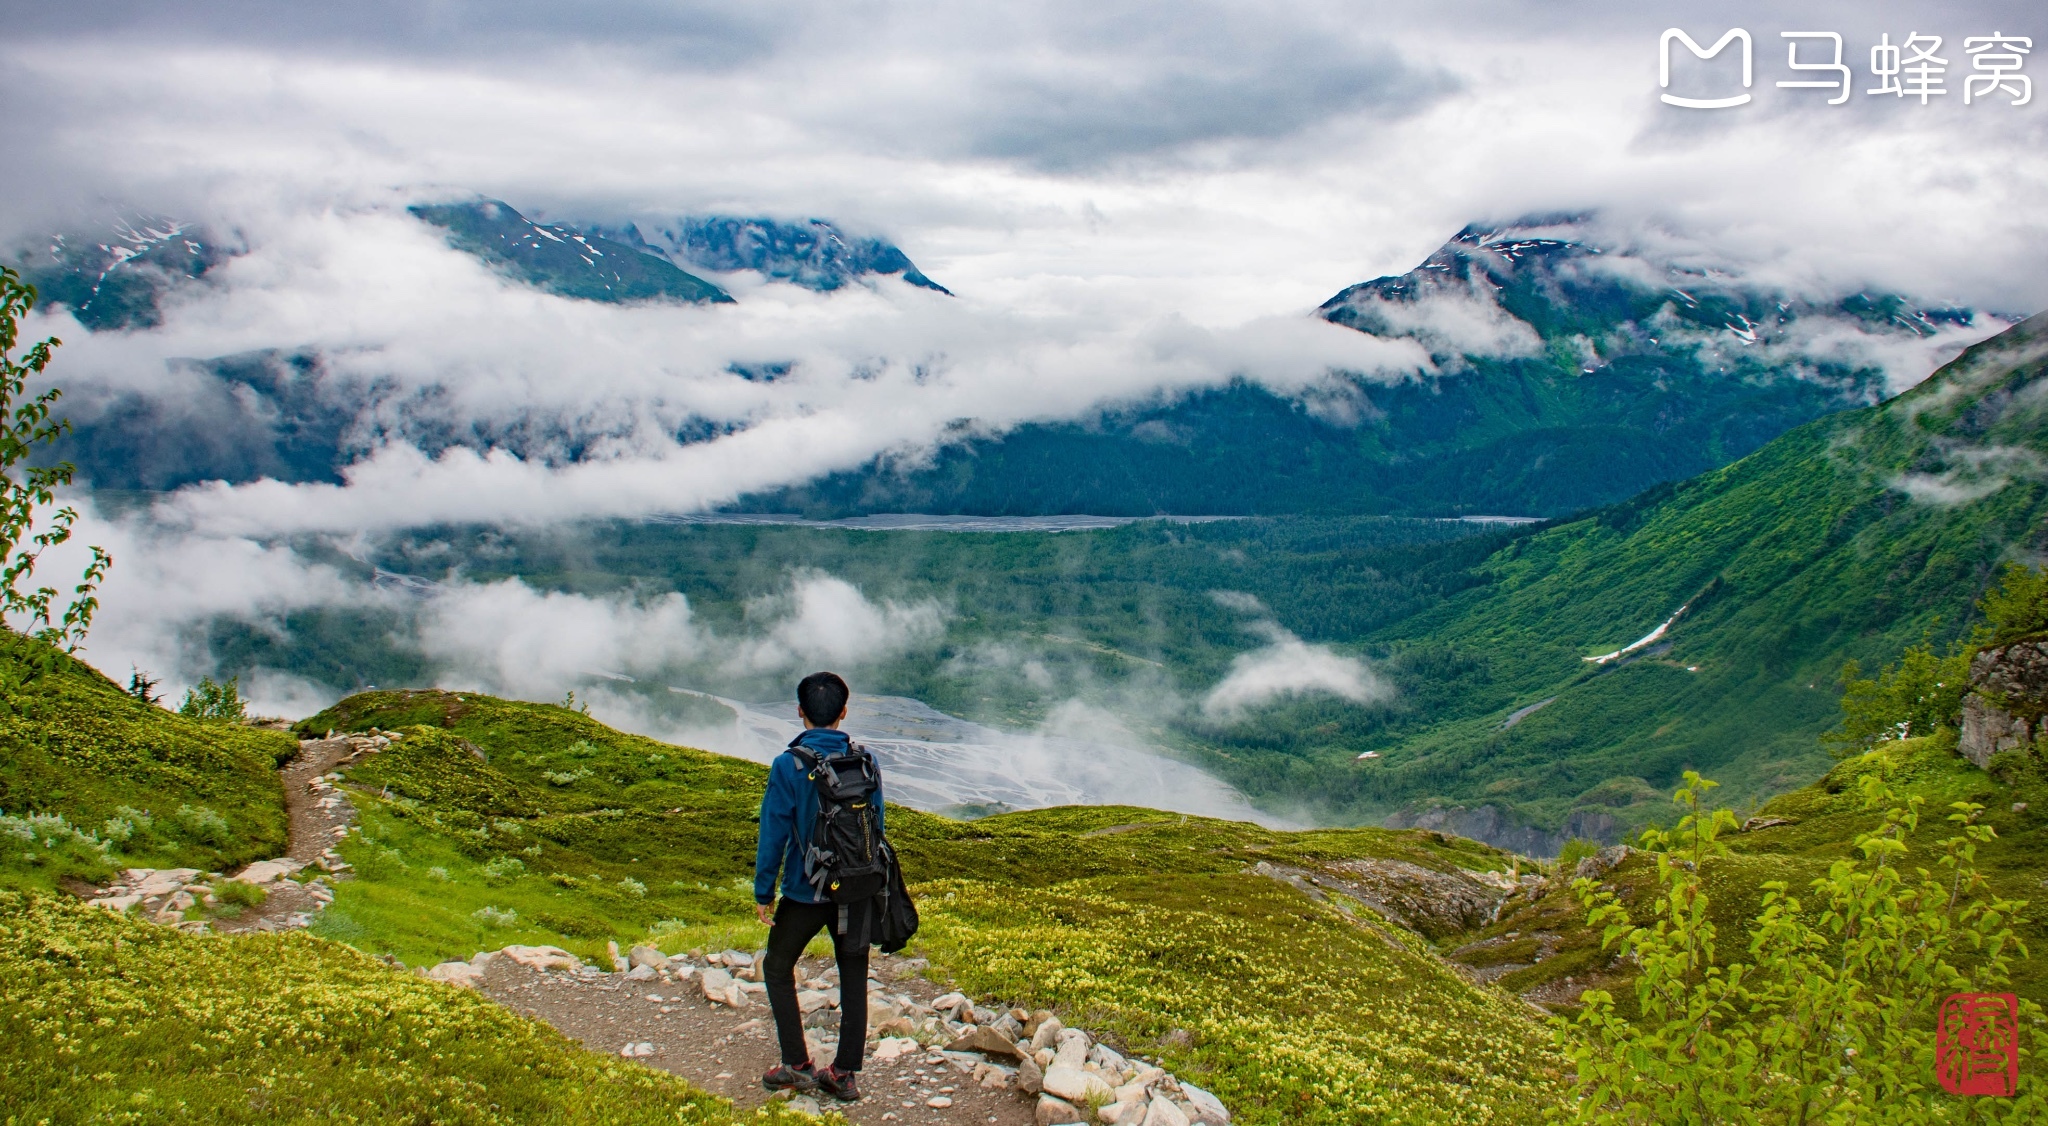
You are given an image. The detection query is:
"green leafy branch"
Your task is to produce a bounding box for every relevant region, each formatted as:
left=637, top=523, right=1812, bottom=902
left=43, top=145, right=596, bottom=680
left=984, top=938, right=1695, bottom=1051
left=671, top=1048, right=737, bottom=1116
left=0, top=265, right=109, bottom=658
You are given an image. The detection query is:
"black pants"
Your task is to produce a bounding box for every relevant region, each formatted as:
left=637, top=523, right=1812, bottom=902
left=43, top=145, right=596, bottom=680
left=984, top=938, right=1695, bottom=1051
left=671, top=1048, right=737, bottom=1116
left=764, top=897, right=869, bottom=1072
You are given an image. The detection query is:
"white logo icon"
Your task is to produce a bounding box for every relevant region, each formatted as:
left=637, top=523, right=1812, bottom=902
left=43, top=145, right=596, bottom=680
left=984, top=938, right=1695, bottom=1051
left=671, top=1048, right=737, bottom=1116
left=1660, top=28, right=1753, bottom=108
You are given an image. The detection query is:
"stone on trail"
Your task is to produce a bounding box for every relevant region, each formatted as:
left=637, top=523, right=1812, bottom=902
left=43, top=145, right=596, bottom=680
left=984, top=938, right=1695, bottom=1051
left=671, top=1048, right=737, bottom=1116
left=426, top=961, right=484, bottom=989
left=798, top=989, right=833, bottom=1014
left=1037, top=1095, right=1087, bottom=1126
left=973, top=1061, right=1014, bottom=1089
left=619, top=1041, right=658, bottom=1058
left=127, top=868, right=204, bottom=897
left=948, top=1024, right=1024, bottom=1058
left=1053, top=1029, right=1091, bottom=1070
left=874, top=1016, right=918, bottom=1039
left=1089, top=1043, right=1128, bottom=1073
left=1141, top=1097, right=1191, bottom=1126
left=1016, top=1053, right=1045, bottom=1095
left=869, top=996, right=905, bottom=1026
left=926, top=1097, right=954, bottom=1108
left=230, top=858, right=305, bottom=885
left=1179, top=1083, right=1230, bottom=1126
left=1030, top=1017, right=1065, bottom=1051
left=628, top=943, right=669, bottom=969
left=785, top=1095, right=822, bottom=1117
left=873, top=1036, right=922, bottom=1062
left=1042, top=1066, right=1113, bottom=1105
left=624, top=964, right=657, bottom=982
left=88, top=894, right=144, bottom=913
left=500, top=945, right=583, bottom=972
left=699, top=967, right=734, bottom=998
left=607, top=940, right=628, bottom=972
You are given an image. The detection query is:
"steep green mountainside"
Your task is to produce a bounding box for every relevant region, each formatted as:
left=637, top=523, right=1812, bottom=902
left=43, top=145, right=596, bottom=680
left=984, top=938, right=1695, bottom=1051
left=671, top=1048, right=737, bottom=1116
left=739, top=218, right=1976, bottom=519
left=0, top=631, right=292, bottom=884
left=1445, top=731, right=2048, bottom=1017
left=410, top=199, right=734, bottom=305
left=1312, top=311, right=2048, bottom=844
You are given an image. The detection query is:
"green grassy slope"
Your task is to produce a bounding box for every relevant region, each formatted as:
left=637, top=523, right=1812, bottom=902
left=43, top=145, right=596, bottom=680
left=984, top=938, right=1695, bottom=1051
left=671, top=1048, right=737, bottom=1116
left=1328, top=312, right=2048, bottom=838
left=0, top=632, right=294, bottom=885
left=0, top=891, right=745, bottom=1124
left=0, top=638, right=762, bottom=1124
left=292, top=689, right=1565, bottom=1125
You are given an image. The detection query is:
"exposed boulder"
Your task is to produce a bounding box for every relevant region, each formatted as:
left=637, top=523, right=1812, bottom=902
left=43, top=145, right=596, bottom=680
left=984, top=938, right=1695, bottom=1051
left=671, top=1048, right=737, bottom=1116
left=1961, top=641, right=2048, bottom=768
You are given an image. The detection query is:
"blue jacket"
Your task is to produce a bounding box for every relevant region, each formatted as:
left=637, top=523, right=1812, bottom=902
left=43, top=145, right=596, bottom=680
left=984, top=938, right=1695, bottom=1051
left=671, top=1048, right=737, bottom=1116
left=754, top=728, right=887, bottom=905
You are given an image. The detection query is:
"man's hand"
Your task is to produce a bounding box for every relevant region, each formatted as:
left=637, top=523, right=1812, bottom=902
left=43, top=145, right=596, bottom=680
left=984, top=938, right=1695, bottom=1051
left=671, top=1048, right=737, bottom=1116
left=757, top=901, right=775, bottom=927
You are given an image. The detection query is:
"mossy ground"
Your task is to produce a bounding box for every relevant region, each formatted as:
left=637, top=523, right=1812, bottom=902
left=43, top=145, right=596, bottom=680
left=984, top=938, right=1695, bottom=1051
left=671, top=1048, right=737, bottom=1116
left=0, top=633, right=293, bottom=887
left=0, top=890, right=798, bottom=1124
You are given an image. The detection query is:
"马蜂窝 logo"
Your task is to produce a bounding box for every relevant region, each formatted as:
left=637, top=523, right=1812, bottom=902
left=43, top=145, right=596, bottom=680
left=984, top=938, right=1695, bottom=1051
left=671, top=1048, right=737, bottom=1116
left=1659, top=27, right=2031, bottom=108
left=1937, top=992, right=2019, bottom=1097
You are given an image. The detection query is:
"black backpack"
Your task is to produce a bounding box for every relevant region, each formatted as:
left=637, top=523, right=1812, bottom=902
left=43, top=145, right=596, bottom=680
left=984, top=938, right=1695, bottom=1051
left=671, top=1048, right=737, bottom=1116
left=788, top=740, right=891, bottom=933
left=873, top=839, right=919, bottom=954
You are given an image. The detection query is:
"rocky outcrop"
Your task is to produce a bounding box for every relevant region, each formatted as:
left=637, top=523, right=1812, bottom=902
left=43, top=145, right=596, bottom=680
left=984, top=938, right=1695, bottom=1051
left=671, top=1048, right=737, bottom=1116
left=1960, top=641, right=2048, bottom=768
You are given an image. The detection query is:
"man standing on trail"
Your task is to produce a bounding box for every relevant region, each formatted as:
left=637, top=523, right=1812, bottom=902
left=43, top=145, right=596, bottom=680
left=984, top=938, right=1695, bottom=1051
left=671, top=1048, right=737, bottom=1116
left=755, top=671, right=886, bottom=1102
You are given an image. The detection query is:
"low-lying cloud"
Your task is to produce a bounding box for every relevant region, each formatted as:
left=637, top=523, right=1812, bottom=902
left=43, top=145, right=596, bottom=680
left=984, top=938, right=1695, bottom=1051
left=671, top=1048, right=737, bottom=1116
left=1201, top=620, right=1387, bottom=720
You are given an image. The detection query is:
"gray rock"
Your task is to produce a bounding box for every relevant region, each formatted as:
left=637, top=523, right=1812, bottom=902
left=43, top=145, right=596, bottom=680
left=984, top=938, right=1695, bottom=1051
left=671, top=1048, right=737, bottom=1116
left=1043, top=1065, right=1112, bottom=1104
left=948, top=1025, right=1025, bottom=1058
left=1179, top=1083, right=1230, bottom=1125
left=1961, top=642, right=2048, bottom=768
left=624, top=964, right=657, bottom=982
left=1037, top=1096, right=1086, bottom=1126
left=1141, top=1096, right=1191, bottom=1126
left=1016, top=1052, right=1046, bottom=1095
left=628, top=943, right=669, bottom=970
left=1053, top=1028, right=1091, bottom=1069
left=1030, top=1016, right=1066, bottom=1051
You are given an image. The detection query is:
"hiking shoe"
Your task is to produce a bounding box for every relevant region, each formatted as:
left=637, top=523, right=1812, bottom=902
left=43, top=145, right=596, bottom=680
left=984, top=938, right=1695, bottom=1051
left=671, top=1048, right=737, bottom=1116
left=762, top=1063, right=817, bottom=1092
left=815, top=1065, right=860, bottom=1102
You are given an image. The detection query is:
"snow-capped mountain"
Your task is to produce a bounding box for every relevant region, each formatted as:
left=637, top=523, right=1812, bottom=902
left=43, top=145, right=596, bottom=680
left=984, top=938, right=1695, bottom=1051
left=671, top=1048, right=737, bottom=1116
left=15, top=215, right=225, bottom=331
left=594, top=216, right=950, bottom=294
left=408, top=199, right=733, bottom=305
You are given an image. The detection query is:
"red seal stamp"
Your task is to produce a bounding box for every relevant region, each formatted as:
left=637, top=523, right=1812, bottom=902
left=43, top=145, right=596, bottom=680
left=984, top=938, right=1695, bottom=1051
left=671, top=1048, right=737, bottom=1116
left=1937, top=992, right=2019, bottom=1097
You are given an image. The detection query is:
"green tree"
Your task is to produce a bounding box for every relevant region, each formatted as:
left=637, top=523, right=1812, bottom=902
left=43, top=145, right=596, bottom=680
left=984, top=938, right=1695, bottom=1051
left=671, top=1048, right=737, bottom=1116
left=178, top=676, right=247, bottom=724
left=1832, top=642, right=1971, bottom=754
left=1555, top=773, right=2042, bottom=1125
left=1977, top=562, right=2048, bottom=647
left=0, top=265, right=110, bottom=657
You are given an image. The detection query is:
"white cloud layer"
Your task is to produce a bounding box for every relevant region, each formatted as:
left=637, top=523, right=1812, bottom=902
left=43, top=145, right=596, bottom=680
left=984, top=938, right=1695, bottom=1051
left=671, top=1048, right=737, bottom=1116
left=1201, top=621, right=1387, bottom=719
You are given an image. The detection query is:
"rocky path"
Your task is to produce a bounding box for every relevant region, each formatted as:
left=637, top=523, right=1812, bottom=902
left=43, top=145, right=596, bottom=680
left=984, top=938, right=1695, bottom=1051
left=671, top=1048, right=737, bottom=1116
left=472, top=949, right=1045, bottom=1126
left=82, top=734, right=378, bottom=935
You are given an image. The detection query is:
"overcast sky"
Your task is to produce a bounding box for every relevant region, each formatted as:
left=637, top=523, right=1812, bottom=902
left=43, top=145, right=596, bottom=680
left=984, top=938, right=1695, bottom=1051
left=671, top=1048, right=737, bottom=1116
left=3, top=1, right=2045, bottom=707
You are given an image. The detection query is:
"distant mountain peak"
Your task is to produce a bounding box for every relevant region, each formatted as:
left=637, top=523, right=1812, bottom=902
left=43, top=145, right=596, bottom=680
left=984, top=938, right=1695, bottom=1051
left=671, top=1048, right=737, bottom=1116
left=11, top=213, right=226, bottom=331
left=1321, top=217, right=1978, bottom=362
left=409, top=198, right=733, bottom=305
left=601, top=215, right=951, bottom=295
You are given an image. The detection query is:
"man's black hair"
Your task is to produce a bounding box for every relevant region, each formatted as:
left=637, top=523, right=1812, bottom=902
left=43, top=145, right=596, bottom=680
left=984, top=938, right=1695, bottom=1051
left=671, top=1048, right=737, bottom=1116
left=798, top=671, right=850, bottom=727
